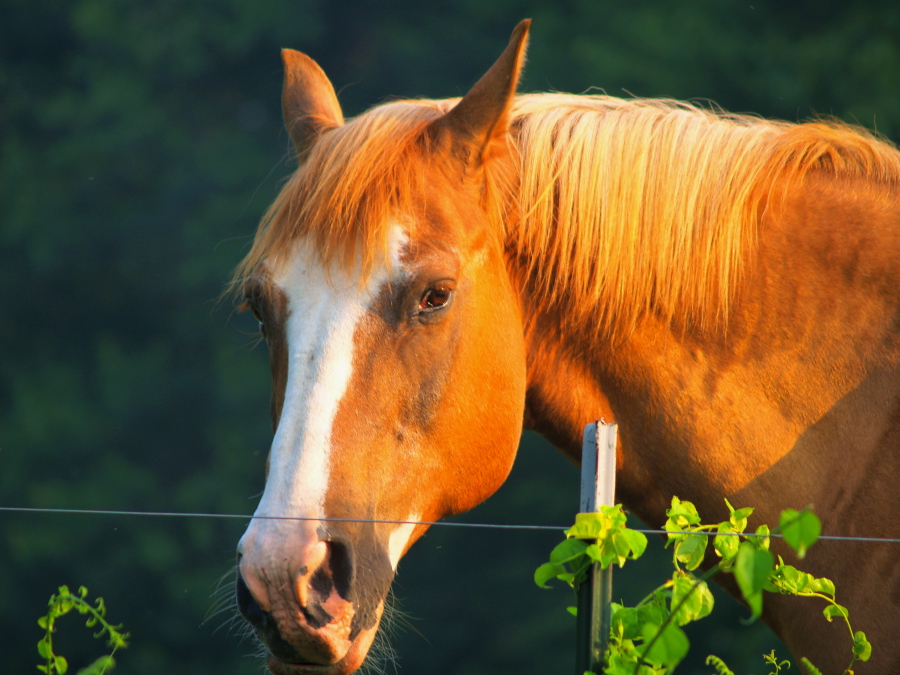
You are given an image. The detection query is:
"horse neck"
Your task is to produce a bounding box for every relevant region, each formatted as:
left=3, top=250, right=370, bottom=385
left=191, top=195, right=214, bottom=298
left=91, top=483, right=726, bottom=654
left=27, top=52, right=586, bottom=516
left=518, top=168, right=900, bottom=675
left=521, top=305, right=765, bottom=525
left=519, top=171, right=900, bottom=532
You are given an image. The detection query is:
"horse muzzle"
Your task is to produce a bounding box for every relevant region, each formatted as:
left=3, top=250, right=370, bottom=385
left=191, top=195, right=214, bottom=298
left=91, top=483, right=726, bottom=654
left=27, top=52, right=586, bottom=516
left=236, top=529, right=387, bottom=674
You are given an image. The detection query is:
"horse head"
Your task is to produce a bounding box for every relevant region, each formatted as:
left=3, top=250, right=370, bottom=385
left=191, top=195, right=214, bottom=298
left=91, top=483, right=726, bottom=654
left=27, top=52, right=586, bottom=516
left=235, top=21, right=531, bottom=675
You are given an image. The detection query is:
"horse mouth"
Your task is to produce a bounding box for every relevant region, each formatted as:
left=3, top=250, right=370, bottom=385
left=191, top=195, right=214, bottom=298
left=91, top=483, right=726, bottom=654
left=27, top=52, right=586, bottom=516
left=250, top=597, right=383, bottom=675
left=266, top=655, right=343, bottom=675
left=262, top=623, right=380, bottom=675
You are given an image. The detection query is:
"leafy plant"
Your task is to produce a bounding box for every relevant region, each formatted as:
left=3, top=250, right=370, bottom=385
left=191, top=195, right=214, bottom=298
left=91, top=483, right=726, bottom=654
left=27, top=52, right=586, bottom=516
left=762, top=650, right=791, bottom=674
left=535, top=499, right=871, bottom=675
left=37, top=586, right=129, bottom=675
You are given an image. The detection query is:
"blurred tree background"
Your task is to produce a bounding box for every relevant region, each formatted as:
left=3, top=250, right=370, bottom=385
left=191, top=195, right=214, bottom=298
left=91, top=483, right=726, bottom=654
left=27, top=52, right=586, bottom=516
left=2, top=1, right=898, bottom=673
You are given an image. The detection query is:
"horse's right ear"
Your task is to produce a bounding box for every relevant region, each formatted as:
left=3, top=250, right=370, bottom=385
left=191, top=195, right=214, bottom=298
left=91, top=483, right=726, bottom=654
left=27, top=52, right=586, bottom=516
left=431, top=19, right=530, bottom=172
left=281, top=50, right=344, bottom=157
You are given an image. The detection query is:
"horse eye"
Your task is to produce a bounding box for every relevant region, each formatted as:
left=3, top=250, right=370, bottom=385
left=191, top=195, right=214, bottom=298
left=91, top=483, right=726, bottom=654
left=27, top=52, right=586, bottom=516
left=419, top=284, right=453, bottom=312
left=244, top=301, right=267, bottom=338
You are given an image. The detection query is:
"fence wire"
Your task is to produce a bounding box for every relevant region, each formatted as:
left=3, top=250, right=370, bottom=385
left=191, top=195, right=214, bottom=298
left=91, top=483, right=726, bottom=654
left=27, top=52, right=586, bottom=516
left=2, top=505, right=899, bottom=544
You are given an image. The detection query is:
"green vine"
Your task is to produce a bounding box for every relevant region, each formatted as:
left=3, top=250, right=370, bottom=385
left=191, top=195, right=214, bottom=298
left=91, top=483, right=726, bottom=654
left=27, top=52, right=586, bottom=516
left=36, top=585, right=129, bottom=675
left=535, top=499, right=871, bottom=675
left=705, top=654, right=735, bottom=675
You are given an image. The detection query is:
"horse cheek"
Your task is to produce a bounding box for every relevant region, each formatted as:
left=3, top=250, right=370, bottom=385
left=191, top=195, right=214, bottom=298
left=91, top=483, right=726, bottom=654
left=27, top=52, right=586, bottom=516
left=440, top=273, right=527, bottom=515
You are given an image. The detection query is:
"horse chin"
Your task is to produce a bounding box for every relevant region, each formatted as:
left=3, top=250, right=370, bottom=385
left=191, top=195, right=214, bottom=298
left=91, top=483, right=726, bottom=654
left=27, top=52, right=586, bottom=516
left=264, top=603, right=382, bottom=675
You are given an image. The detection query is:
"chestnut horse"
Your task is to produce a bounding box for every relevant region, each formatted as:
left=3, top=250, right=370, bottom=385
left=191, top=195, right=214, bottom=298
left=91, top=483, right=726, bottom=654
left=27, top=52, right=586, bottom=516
left=234, top=20, right=900, bottom=675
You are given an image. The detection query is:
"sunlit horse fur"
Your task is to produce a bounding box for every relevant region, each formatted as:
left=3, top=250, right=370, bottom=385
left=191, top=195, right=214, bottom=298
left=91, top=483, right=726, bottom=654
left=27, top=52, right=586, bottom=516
left=234, top=21, right=900, bottom=675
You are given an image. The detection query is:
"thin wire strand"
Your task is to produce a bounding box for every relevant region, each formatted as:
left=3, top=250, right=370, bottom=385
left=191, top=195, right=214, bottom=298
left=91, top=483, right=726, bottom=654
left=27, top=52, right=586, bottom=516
left=0, top=506, right=560, bottom=530
left=1, top=505, right=899, bottom=544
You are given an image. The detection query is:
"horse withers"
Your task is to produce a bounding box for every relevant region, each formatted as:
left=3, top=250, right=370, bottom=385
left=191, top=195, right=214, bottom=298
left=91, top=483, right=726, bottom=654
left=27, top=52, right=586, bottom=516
left=233, top=20, right=900, bottom=674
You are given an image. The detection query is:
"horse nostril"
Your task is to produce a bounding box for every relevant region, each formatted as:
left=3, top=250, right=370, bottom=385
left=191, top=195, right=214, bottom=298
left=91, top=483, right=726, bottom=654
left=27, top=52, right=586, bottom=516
left=300, top=540, right=355, bottom=629
left=235, top=573, right=266, bottom=627
left=327, top=539, right=354, bottom=601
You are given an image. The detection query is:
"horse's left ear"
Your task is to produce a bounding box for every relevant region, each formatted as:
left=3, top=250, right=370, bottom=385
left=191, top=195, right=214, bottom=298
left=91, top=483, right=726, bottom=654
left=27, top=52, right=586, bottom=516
left=432, top=19, right=530, bottom=170
left=281, top=49, right=344, bottom=158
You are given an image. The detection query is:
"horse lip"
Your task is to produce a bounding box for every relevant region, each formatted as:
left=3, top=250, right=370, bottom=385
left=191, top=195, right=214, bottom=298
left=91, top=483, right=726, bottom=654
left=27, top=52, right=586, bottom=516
left=266, top=655, right=348, bottom=675
left=260, top=621, right=358, bottom=675
left=256, top=597, right=383, bottom=675
left=250, top=613, right=336, bottom=666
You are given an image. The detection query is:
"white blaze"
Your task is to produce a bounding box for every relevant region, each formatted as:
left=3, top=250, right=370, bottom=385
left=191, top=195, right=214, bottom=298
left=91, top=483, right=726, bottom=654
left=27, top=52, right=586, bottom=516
left=239, top=228, right=408, bottom=556
left=388, top=517, right=419, bottom=571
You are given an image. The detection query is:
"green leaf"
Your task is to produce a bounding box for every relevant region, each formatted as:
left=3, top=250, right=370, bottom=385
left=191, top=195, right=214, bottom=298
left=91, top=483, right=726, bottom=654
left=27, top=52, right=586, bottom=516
left=584, top=542, right=604, bottom=564
left=674, top=532, right=707, bottom=570
left=725, top=498, right=753, bottom=532
left=799, top=657, right=823, bottom=675
left=605, top=528, right=646, bottom=567
left=610, top=604, right=642, bottom=640
left=664, top=497, right=702, bottom=534
left=569, top=513, right=606, bottom=539
left=734, top=541, right=773, bottom=619
left=636, top=595, right=668, bottom=629
left=822, top=604, right=848, bottom=622
left=534, top=562, right=566, bottom=589
left=38, top=637, right=53, bottom=659
left=605, top=644, right=646, bottom=675
left=642, top=622, right=690, bottom=668
left=713, top=522, right=739, bottom=560
left=807, top=577, right=835, bottom=596
left=618, top=528, right=648, bottom=560
left=54, top=654, right=69, bottom=674
left=771, top=563, right=814, bottom=594
left=751, top=524, right=771, bottom=551
left=671, top=572, right=714, bottom=625
left=779, top=509, right=821, bottom=559
left=549, top=538, right=588, bottom=564
left=852, top=631, right=872, bottom=662
left=807, top=577, right=834, bottom=598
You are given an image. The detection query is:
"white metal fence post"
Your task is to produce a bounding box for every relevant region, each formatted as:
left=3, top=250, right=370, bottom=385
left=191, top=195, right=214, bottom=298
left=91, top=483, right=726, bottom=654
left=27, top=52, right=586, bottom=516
left=575, top=420, right=617, bottom=675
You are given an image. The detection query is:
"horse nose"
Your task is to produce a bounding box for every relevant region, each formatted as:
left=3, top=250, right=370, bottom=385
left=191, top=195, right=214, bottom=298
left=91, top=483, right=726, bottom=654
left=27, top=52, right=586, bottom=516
left=236, top=534, right=359, bottom=665
left=236, top=525, right=331, bottom=606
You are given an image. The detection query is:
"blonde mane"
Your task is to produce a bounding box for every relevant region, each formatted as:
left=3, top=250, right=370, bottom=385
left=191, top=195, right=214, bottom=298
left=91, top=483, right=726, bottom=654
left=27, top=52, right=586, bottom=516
left=509, top=94, right=900, bottom=334
left=233, top=100, right=454, bottom=288
left=235, top=92, right=900, bottom=334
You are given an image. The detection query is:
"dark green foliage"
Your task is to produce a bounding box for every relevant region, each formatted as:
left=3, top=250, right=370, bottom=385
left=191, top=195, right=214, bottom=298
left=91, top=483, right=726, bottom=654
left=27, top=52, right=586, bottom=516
left=3, top=2, right=898, bottom=673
